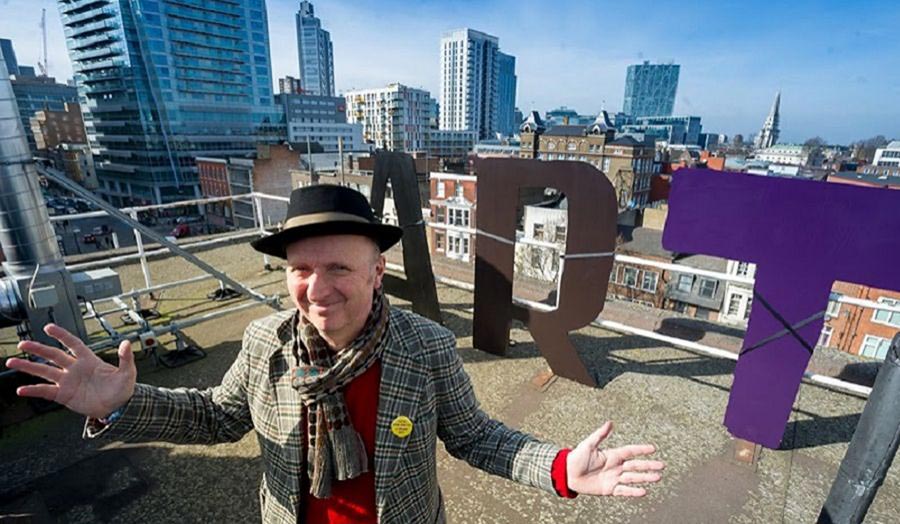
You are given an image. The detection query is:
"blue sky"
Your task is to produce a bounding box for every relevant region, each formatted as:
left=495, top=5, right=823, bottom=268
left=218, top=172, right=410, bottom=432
left=3, top=0, right=898, bottom=143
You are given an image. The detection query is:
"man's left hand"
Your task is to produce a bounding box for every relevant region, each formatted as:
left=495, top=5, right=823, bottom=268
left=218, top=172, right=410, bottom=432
left=566, top=421, right=665, bottom=497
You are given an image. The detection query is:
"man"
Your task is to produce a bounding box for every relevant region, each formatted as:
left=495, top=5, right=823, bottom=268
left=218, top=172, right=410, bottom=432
left=9, top=185, right=665, bottom=523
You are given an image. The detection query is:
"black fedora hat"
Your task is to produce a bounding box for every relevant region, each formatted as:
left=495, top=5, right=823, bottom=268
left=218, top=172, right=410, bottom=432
left=250, top=184, right=402, bottom=259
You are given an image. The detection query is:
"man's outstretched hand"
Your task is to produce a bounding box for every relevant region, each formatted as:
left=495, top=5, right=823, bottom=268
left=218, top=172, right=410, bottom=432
left=567, top=421, right=665, bottom=497
left=6, top=324, right=136, bottom=419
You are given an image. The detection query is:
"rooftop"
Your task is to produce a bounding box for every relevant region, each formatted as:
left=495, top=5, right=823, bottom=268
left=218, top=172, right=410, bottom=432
left=1, top=241, right=898, bottom=522
left=830, top=170, right=900, bottom=188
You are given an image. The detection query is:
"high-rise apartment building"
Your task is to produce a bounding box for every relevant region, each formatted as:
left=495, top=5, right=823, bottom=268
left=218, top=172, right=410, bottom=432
left=623, top=61, right=680, bottom=118
left=0, top=38, right=20, bottom=76
left=295, top=1, right=334, bottom=96
left=58, top=0, right=281, bottom=205
left=497, top=51, right=517, bottom=137
left=440, top=28, right=501, bottom=140
left=279, top=76, right=303, bottom=95
left=345, top=84, right=436, bottom=151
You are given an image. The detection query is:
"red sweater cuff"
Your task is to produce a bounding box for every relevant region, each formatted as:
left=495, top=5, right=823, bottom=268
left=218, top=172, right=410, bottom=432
left=551, top=448, right=578, bottom=499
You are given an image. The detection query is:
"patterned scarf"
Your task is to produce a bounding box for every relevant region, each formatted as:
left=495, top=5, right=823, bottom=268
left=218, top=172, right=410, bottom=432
left=291, top=289, right=390, bottom=499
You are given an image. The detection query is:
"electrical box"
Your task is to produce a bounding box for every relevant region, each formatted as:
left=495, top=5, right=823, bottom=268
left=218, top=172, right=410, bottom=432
left=139, top=331, right=158, bottom=351
left=29, top=285, right=59, bottom=309
left=71, top=268, right=122, bottom=301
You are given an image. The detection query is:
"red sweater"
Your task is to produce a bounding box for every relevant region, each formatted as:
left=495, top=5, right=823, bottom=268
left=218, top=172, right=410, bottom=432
left=304, top=361, right=574, bottom=523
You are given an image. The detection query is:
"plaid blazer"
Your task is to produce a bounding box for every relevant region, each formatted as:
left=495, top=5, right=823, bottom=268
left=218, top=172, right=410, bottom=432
left=85, top=307, right=561, bottom=523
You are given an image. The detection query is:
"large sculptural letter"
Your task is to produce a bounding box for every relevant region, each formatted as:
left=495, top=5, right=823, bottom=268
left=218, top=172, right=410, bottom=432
left=370, top=151, right=442, bottom=322
left=473, top=158, right=617, bottom=387
left=663, top=168, right=900, bottom=448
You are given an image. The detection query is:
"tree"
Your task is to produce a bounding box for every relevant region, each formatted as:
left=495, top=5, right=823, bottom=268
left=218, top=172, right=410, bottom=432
left=850, top=135, right=889, bottom=163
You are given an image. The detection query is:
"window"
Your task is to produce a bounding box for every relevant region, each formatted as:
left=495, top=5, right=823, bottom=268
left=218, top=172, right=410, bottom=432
left=641, top=271, right=658, bottom=292
left=448, top=208, right=470, bottom=227
left=726, top=293, right=742, bottom=317
left=554, top=225, right=567, bottom=243
left=532, top=223, right=544, bottom=240
left=818, top=325, right=833, bottom=347
left=872, top=297, right=900, bottom=328
left=735, top=262, right=750, bottom=277
left=624, top=267, right=638, bottom=287
left=826, top=298, right=841, bottom=318
left=602, top=158, right=611, bottom=172
left=435, top=206, right=445, bottom=223
left=676, top=274, right=693, bottom=293
left=860, top=335, right=891, bottom=360
left=437, top=181, right=446, bottom=198
left=455, top=183, right=464, bottom=198
left=744, top=296, right=753, bottom=320
left=609, top=265, right=619, bottom=283
left=698, top=278, right=717, bottom=299
left=435, top=232, right=444, bottom=250
left=567, top=142, right=577, bottom=151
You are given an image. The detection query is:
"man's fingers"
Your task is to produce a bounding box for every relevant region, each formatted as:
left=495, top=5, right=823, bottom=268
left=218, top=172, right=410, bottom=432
left=16, top=384, right=60, bottom=402
left=622, top=459, right=666, bottom=472
left=612, top=485, right=647, bottom=497
left=584, top=421, right=613, bottom=449
left=17, top=340, right=75, bottom=368
left=5, top=358, right=63, bottom=384
left=117, top=340, right=135, bottom=373
left=44, top=324, right=91, bottom=358
left=619, top=471, right=662, bottom=485
left=611, top=443, right=657, bottom=460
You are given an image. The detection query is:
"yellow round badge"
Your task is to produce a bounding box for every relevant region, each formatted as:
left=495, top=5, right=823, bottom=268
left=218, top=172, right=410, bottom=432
left=391, top=415, right=413, bottom=438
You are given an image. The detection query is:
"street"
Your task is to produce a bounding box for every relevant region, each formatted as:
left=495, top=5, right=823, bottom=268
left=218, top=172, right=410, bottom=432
left=51, top=214, right=205, bottom=256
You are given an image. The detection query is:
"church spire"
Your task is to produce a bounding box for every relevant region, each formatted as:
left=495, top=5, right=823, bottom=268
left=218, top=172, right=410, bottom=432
left=754, top=91, right=781, bottom=150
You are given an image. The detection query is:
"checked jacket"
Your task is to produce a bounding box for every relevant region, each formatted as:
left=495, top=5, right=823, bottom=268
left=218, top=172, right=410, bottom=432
left=85, top=307, right=561, bottom=523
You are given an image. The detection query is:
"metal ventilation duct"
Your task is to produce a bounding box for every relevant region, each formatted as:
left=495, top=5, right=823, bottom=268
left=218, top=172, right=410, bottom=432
left=0, top=54, right=64, bottom=277
left=0, top=53, right=86, bottom=339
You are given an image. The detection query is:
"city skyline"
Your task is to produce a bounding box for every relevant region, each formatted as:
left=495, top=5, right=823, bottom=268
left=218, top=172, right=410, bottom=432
left=3, top=0, right=899, bottom=144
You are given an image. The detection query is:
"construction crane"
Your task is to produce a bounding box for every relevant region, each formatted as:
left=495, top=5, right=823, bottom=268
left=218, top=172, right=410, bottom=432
left=37, top=9, right=48, bottom=77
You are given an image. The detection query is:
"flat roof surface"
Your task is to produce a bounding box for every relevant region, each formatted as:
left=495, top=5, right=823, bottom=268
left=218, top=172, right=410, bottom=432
left=1, top=242, right=897, bottom=523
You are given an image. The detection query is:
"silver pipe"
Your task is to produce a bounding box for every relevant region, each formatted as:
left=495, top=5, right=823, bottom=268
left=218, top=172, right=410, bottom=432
left=0, top=53, right=63, bottom=277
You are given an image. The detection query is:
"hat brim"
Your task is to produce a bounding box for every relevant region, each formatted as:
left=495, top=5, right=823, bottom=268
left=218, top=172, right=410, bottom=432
left=250, top=221, right=403, bottom=259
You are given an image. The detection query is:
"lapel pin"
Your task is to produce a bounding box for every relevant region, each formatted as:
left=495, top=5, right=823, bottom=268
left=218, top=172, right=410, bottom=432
left=391, top=415, right=413, bottom=438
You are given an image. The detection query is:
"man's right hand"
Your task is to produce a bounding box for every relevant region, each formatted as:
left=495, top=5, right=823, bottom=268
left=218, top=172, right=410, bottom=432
left=6, top=324, right=136, bottom=419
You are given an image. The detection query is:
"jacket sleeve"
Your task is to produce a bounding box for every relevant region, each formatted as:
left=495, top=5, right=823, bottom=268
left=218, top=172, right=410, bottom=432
left=430, top=329, right=561, bottom=495
left=83, top=326, right=256, bottom=444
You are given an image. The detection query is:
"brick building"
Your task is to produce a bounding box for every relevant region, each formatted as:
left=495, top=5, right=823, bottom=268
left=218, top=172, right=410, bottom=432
left=29, top=102, right=85, bottom=151
left=429, top=172, right=477, bottom=263
left=197, top=143, right=300, bottom=230
left=518, top=111, right=656, bottom=223
left=196, top=157, right=231, bottom=229
left=823, top=284, right=900, bottom=359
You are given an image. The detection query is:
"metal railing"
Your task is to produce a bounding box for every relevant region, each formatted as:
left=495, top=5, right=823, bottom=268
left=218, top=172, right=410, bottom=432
left=4, top=189, right=895, bottom=401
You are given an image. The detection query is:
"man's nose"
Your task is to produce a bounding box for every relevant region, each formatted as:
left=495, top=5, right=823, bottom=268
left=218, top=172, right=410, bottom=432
left=306, top=271, right=332, bottom=301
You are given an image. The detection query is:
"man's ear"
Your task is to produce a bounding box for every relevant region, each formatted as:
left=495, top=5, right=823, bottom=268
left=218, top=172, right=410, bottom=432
left=373, top=254, right=386, bottom=289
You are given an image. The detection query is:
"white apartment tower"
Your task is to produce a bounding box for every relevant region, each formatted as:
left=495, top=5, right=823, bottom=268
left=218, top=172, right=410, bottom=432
left=440, top=28, right=501, bottom=140
left=345, top=84, right=436, bottom=151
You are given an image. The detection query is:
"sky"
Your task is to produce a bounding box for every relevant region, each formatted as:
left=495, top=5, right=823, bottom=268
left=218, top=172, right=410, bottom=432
left=2, top=0, right=898, bottom=144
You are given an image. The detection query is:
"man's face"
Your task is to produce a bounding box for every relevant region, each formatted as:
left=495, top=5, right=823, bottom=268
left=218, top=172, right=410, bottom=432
left=285, top=234, right=385, bottom=348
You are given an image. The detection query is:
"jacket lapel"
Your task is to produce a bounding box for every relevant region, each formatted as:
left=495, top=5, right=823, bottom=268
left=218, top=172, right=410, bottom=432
left=267, top=311, right=304, bottom=509
left=374, top=313, right=428, bottom=508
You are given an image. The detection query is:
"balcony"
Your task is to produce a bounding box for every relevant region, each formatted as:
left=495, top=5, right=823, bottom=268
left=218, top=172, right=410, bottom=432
left=60, top=0, right=109, bottom=16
